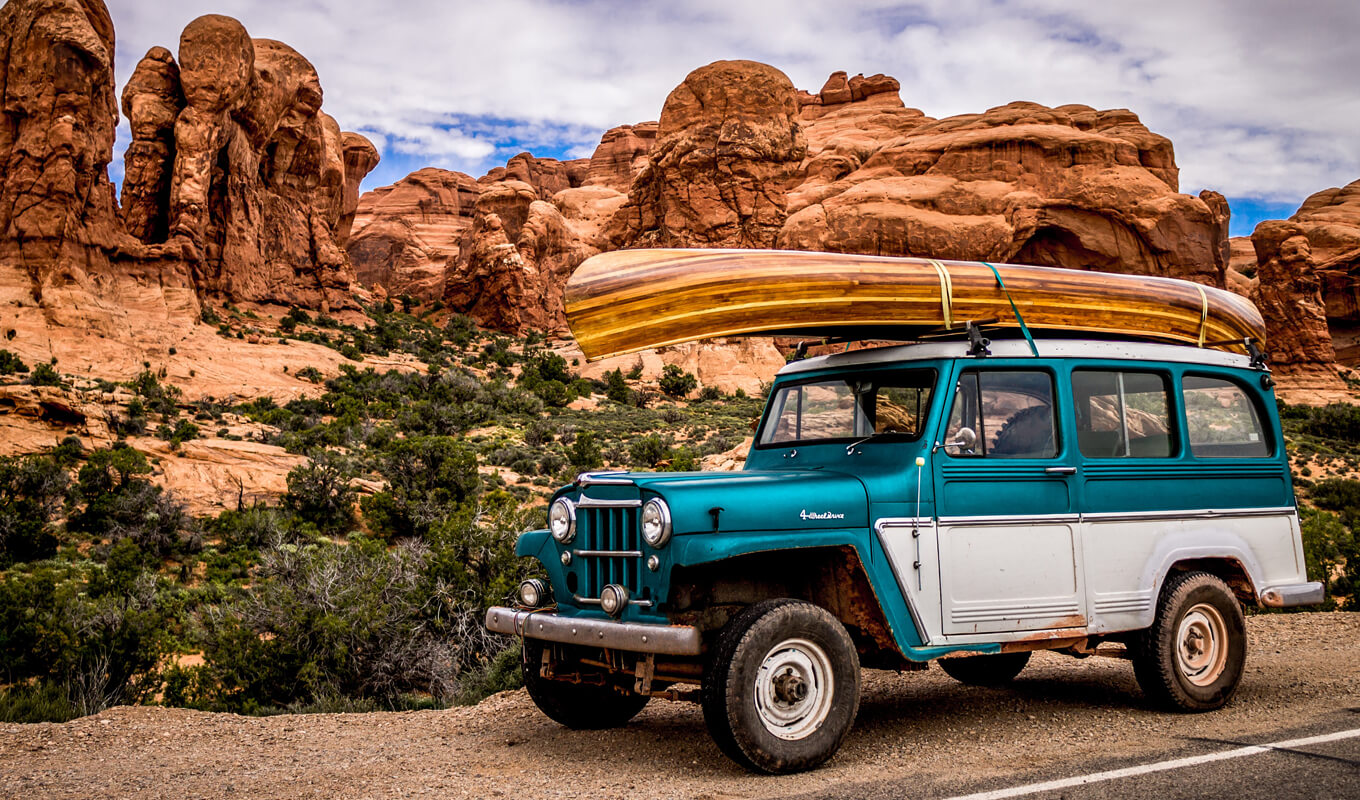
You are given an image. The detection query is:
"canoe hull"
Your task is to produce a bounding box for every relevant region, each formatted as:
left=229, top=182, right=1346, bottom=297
left=563, top=249, right=1266, bottom=361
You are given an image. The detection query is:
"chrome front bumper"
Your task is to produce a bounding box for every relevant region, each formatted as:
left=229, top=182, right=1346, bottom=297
left=485, top=607, right=702, bottom=656
left=1260, top=582, right=1325, bottom=608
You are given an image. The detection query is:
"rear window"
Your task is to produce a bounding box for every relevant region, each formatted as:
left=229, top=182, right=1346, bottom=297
left=1072, top=371, right=1174, bottom=458
left=1181, top=375, right=1270, bottom=457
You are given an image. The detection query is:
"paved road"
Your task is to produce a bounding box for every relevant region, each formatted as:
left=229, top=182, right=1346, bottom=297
left=793, top=713, right=1360, bottom=800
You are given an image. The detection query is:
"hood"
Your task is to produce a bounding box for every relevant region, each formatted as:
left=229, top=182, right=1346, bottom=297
left=587, top=470, right=869, bottom=534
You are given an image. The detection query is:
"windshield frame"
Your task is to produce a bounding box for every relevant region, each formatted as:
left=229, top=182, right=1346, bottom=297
left=753, top=368, right=938, bottom=450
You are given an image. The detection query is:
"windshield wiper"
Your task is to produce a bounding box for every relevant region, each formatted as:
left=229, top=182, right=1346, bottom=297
left=845, top=429, right=899, bottom=455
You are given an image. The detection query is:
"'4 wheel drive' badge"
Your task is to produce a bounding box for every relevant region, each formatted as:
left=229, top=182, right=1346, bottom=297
left=799, top=510, right=846, bottom=520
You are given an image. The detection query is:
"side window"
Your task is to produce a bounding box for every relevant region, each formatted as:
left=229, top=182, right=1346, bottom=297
left=1072, top=371, right=1174, bottom=458
left=944, top=371, right=1057, bottom=458
left=1181, top=375, right=1270, bottom=457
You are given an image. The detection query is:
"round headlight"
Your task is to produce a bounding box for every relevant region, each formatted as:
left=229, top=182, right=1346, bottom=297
left=518, top=578, right=550, bottom=608
left=549, top=498, right=575, bottom=543
left=600, top=583, right=630, bottom=617
left=641, top=498, right=672, bottom=548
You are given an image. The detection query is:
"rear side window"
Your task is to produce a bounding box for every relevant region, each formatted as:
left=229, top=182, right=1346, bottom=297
left=944, top=370, right=1057, bottom=458
left=1181, top=375, right=1270, bottom=457
left=1072, top=371, right=1174, bottom=458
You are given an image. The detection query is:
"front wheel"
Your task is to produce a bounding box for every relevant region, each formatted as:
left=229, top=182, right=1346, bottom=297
left=522, top=639, right=650, bottom=729
left=702, top=599, right=860, bottom=774
left=1131, top=571, right=1246, bottom=711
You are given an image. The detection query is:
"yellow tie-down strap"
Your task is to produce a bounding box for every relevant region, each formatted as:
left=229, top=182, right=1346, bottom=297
left=927, top=258, right=954, bottom=329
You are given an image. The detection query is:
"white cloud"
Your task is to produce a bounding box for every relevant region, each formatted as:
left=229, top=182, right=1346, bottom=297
left=102, top=0, right=1360, bottom=202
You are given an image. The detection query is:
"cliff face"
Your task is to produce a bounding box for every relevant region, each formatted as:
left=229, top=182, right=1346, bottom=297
left=0, top=0, right=378, bottom=345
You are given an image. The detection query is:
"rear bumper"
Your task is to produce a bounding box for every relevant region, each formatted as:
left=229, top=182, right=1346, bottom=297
left=484, top=607, right=703, bottom=656
left=1260, top=582, right=1325, bottom=608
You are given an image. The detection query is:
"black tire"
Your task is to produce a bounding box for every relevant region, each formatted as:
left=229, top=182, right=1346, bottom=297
left=702, top=599, right=860, bottom=774
left=522, top=639, right=649, bottom=729
left=1131, top=571, right=1246, bottom=712
left=938, top=651, right=1032, bottom=686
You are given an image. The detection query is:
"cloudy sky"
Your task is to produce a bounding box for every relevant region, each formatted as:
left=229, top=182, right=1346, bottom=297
left=103, top=0, right=1358, bottom=236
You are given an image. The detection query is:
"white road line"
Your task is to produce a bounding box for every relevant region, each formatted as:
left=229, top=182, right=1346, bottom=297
left=942, top=727, right=1360, bottom=800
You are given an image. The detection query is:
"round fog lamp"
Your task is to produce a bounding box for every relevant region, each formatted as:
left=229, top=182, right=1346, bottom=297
left=549, top=498, right=576, bottom=544
left=641, top=498, right=672, bottom=548
left=600, top=583, right=630, bottom=617
left=518, top=578, right=550, bottom=608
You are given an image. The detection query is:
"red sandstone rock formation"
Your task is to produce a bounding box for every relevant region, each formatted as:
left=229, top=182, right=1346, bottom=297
left=609, top=60, right=808, bottom=250
left=584, top=123, right=658, bottom=191
left=480, top=153, right=579, bottom=200
left=348, top=168, right=480, bottom=301
left=782, top=99, right=1227, bottom=289
left=1249, top=221, right=1338, bottom=387
left=131, top=18, right=380, bottom=311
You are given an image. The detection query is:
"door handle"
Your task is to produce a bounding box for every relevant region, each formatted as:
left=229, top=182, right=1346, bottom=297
left=1045, top=466, right=1077, bottom=475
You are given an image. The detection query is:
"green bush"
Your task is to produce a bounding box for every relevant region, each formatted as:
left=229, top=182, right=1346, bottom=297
left=658, top=364, right=698, bottom=398
left=567, top=431, right=602, bottom=470
left=27, top=362, right=61, bottom=387
left=629, top=434, right=669, bottom=468
left=283, top=453, right=357, bottom=536
left=0, top=349, right=28, bottom=375
left=0, top=454, right=69, bottom=567
left=362, top=436, right=480, bottom=539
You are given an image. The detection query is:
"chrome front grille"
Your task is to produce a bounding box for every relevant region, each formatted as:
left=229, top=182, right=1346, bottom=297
left=576, top=503, right=642, bottom=600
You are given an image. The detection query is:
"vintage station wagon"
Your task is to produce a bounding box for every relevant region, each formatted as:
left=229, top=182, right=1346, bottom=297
left=486, top=336, right=1321, bottom=773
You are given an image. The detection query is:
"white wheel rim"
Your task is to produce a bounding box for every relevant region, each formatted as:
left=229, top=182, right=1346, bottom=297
left=1176, top=603, right=1228, bottom=687
left=753, top=637, right=835, bottom=741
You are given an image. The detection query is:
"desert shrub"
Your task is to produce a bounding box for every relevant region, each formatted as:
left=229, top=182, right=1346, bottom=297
left=0, top=454, right=69, bottom=567
left=1298, top=507, right=1359, bottom=607
left=157, top=419, right=200, bottom=449
left=129, top=370, right=181, bottom=417
left=208, top=504, right=307, bottom=550
left=0, top=550, right=178, bottom=718
left=27, top=362, right=62, bottom=387
left=1287, top=402, right=1360, bottom=445
left=1309, top=478, right=1360, bottom=525
left=605, top=368, right=631, bottom=405
left=0, top=349, right=28, bottom=375
left=666, top=446, right=698, bottom=472
left=296, top=366, right=323, bottom=383
left=659, top=364, right=698, bottom=398
left=362, top=436, right=480, bottom=539
left=455, top=640, right=522, bottom=705
left=567, top=431, right=602, bottom=469
left=196, top=538, right=453, bottom=711
left=283, top=452, right=358, bottom=536
left=629, top=434, right=670, bottom=468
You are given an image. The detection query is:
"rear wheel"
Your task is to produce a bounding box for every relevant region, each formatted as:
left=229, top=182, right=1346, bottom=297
left=1131, top=571, right=1246, bottom=711
left=522, top=639, right=650, bottom=729
left=702, top=599, right=860, bottom=774
left=938, top=651, right=1031, bottom=686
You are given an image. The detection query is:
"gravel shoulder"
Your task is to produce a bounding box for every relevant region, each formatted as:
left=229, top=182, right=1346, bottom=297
left=3, top=613, right=1358, bottom=800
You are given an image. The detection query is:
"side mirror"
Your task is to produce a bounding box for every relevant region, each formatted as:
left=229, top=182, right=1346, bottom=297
left=938, top=426, right=978, bottom=453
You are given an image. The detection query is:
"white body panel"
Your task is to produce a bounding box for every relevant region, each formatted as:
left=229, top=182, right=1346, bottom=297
left=878, top=508, right=1307, bottom=647
left=938, top=516, right=1085, bottom=635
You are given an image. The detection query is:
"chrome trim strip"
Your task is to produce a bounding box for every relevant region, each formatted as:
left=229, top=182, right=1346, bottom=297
left=1082, top=506, right=1296, bottom=523
left=1260, top=582, right=1324, bottom=608
left=576, top=497, right=642, bottom=509
left=484, top=607, right=699, bottom=655
left=939, top=514, right=1082, bottom=526
left=573, top=549, right=643, bottom=558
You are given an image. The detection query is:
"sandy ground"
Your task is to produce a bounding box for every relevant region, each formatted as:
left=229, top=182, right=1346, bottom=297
left=2, top=613, right=1358, bottom=800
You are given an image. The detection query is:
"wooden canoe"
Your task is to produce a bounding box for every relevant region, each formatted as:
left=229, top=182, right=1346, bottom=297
left=563, top=249, right=1267, bottom=361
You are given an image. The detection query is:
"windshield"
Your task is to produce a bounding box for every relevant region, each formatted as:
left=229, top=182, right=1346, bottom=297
left=758, top=370, right=935, bottom=447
